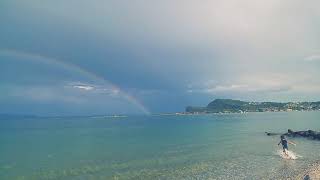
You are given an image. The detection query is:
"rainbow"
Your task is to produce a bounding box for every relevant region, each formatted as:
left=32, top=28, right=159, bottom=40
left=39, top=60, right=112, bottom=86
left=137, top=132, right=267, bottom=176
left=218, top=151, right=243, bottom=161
left=0, top=49, right=150, bottom=114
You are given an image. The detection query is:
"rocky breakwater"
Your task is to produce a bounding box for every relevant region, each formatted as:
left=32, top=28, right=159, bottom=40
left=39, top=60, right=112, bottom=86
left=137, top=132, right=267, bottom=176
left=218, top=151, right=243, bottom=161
left=266, top=129, right=320, bottom=140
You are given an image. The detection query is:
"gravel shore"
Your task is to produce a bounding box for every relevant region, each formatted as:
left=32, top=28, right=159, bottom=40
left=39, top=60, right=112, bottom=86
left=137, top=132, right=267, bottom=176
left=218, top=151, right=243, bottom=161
left=295, top=161, right=320, bottom=180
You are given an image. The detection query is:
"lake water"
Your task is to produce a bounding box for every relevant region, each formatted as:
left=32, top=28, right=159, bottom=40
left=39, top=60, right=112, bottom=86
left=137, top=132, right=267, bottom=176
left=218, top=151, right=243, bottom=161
left=1, top=111, right=320, bottom=179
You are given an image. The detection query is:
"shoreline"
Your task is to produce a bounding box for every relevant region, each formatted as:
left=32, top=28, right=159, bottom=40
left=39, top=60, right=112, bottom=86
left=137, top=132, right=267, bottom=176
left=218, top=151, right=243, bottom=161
left=164, top=109, right=320, bottom=117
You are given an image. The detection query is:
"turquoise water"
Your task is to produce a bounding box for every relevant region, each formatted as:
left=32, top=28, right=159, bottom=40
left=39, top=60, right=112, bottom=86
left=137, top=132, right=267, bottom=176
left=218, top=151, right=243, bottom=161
left=1, top=111, right=320, bottom=179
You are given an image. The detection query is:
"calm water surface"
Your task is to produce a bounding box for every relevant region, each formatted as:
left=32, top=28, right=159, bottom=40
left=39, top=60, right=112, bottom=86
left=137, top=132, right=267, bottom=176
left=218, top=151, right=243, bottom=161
left=0, top=111, right=320, bottom=179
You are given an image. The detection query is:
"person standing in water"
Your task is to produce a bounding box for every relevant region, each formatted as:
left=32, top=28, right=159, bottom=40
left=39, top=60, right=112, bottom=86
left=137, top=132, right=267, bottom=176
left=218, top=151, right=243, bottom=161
left=278, top=135, right=296, bottom=154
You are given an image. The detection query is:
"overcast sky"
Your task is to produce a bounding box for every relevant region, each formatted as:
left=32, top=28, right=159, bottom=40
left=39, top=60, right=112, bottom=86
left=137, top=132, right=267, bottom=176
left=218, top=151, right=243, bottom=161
left=1, top=0, right=320, bottom=115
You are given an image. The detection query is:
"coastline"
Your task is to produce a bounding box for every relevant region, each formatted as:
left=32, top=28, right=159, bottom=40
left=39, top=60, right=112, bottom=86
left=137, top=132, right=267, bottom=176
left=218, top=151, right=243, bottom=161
left=170, top=109, right=320, bottom=117
left=186, top=99, right=320, bottom=115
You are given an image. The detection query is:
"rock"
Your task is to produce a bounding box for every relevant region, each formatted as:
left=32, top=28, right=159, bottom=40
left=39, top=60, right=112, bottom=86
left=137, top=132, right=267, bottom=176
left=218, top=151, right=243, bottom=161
left=304, top=174, right=310, bottom=180
left=288, top=129, right=294, bottom=134
left=266, top=129, right=320, bottom=140
left=265, top=132, right=280, bottom=136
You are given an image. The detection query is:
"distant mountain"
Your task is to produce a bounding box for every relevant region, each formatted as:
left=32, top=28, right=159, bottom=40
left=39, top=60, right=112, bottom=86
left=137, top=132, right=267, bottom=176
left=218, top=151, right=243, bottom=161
left=186, top=99, right=320, bottom=113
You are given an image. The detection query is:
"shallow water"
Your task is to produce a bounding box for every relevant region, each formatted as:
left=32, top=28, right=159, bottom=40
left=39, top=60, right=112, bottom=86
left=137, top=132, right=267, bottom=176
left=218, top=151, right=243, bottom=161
left=0, top=111, right=320, bottom=179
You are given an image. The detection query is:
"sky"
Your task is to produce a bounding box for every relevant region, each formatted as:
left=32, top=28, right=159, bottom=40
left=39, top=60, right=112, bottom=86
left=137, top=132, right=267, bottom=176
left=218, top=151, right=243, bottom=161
left=1, top=0, right=320, bottom=115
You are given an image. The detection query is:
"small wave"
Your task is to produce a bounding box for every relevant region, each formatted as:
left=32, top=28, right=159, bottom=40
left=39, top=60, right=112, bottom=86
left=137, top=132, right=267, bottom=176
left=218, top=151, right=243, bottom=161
left=276, top=149, right=302, bottom=160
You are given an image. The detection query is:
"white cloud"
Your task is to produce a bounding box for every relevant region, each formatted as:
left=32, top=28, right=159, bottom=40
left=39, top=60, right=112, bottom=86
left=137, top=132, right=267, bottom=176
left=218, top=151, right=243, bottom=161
left=186, top=69, right=320, bottom=102
left=187, top=73, right=295, bottom=95
left=98, top=88, right=120, bottom=96
left=304, top=55, right=320, bottom=62
left=68, top=82, right=121, bottom=97
left=9, top=86, right=85, bottom=104
left=6, top=82, right=129, bottom=104
left=206, top=84, right=249, bottom=92
left=189, top=83, right=291, bottom=94
left=73, top=85, right=94, bottom=91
